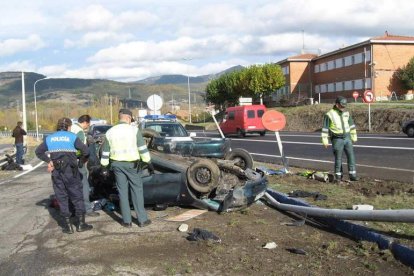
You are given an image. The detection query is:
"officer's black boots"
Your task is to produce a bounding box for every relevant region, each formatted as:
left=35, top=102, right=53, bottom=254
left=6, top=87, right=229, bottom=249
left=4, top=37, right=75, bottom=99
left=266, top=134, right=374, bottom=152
left=62, top=217, right=74, bottom=234
left=75, top=214, right=93, bottom=232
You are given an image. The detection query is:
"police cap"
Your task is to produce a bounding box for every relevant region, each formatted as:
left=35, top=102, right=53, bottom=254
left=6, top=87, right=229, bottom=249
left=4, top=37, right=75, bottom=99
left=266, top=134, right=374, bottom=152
left=119, top=109, right=135, bottom=122
left=335, top=96, right=347, bottom=107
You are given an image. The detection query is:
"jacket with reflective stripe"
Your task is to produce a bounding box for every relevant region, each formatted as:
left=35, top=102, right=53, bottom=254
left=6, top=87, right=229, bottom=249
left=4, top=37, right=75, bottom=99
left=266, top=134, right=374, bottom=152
left=100, top=122, right=151, bottom=166
left=321, top=106, right=357, bottom=145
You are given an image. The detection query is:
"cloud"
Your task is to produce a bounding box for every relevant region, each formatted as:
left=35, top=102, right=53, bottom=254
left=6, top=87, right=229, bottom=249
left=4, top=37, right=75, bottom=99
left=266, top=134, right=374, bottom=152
left=64, top=32, right=134, bottom=48
left=0, top=35, right=46, bottom=57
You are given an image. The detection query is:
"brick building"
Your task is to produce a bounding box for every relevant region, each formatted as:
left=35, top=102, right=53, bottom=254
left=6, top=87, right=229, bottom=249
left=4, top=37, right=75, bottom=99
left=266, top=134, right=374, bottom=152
left=274, top=33, right=414, bottom=103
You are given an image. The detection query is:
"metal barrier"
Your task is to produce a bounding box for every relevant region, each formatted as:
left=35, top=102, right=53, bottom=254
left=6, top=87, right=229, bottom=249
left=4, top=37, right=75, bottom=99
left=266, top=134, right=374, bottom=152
left=0, top=131, right=43, bottom=139
left=0, top=148, right=16, bottom=167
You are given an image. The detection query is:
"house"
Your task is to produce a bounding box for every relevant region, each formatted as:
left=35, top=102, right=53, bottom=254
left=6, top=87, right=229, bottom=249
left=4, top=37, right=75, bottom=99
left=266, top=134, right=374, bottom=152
left=275, top=33, right=414, bottom=102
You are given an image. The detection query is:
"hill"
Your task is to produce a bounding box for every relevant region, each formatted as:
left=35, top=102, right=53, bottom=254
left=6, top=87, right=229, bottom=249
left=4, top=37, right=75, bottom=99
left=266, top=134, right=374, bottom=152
left=0, top=66, right=245, bottom=108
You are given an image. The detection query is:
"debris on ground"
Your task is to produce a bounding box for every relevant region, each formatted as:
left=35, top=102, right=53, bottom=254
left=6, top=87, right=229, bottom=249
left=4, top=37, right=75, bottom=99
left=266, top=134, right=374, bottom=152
left=1, top=155, right=22, bottom=171
left=286, top=247, right=307, bottom=255
left=186, top=228, right=221, bottom=243
left=352, top=204, right=374, bottom=210
left=263, top=242, right=278, bottom=249
left=178, top=223, right=189, bottom=232
left=256, top=166, right=288, bottom=175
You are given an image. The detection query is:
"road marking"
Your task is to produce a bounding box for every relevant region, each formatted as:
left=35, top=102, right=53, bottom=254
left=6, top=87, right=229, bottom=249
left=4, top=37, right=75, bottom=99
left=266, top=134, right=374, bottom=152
left=0, top=161, right=44, bottom=186
left=236, top=138, right=414, bottom=150
left=251, top=152, right=414, bottom=173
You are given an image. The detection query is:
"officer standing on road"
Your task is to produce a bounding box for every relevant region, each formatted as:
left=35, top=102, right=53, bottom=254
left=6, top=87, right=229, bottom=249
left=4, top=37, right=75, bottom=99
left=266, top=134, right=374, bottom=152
left=12, top=121, right=27, bottom=165
left=35, top=117, right=93, bottom=234
left=100, top=109, right=154, bottom=228
left=70, top=114, right=100, bottom=217
left=321, top=96, right=358, bottom=183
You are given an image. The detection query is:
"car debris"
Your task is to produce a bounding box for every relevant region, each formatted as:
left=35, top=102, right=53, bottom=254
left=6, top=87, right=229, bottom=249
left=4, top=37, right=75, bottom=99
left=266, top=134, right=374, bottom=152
left=286, top=247, right=307, bottom=255
left=186, top=228, right=221, bottom=243
left=263, top=242, right=277, bottom=249
left=178, top=224, right=189, bottom=232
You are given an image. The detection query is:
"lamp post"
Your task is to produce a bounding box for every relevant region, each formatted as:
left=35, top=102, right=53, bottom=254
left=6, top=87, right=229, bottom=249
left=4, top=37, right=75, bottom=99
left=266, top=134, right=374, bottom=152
left=183, top=58, right=192, bottom=123
left=33, top=77, right=48, bottom=141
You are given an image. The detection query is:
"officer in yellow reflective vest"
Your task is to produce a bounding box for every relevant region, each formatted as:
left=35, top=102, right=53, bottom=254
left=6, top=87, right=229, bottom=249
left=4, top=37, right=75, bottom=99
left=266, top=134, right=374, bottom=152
left=100, top=109, right=154, bottom=228
left=321, top=96, right=358, bottom=183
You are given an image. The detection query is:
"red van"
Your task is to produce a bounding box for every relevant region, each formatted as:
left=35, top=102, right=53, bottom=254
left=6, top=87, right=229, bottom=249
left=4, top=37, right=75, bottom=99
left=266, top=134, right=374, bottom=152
left=219, top=105, right=267, bottom=137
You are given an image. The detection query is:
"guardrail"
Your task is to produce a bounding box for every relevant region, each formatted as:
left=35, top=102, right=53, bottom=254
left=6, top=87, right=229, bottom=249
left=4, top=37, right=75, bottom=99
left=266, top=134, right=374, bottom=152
left=0, top=148, right=16, bottom=167
left=0, top=131, right=44, bottom=139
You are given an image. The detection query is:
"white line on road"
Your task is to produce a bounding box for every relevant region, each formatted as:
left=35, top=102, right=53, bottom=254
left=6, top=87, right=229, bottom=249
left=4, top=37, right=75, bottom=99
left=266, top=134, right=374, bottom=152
left=237, top=138, right=414, bottom=150
left=251, top=152, right=414, bottom=173
left=0, top=161, right=44, bottom=186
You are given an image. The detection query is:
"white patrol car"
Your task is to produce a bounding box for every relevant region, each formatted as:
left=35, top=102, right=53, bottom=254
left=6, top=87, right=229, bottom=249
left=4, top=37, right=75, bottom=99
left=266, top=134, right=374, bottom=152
left=138, top=115, right=196, bottom=142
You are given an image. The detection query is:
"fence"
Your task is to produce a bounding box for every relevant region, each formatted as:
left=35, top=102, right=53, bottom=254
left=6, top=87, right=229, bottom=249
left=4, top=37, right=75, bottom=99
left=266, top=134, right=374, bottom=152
left=0, top=131, right=44, bottom=139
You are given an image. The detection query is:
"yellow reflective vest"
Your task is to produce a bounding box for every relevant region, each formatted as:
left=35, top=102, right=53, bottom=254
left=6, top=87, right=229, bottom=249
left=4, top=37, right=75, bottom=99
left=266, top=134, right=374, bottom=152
left=321, top=107, right=357, bottom=146
left=100, top=122, right=150, bottom=166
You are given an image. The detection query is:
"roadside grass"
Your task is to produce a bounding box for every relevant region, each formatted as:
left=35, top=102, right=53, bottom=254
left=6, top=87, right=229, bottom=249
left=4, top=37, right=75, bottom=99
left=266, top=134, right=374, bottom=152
left=258, top=161, right=414, bottom=238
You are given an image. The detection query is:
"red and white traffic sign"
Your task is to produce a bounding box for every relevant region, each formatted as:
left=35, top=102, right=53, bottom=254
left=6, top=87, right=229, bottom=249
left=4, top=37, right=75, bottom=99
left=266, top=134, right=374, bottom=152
left=352, top=91, right=359, bottom=99
left=262, top=110, right=286, bottom=132
left=363, top=90, right=374, bottom=103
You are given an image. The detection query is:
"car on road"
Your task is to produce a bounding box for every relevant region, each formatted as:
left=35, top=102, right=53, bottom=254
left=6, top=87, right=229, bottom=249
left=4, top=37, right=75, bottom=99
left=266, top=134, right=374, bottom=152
left=402, top=119, right=414, bottom=137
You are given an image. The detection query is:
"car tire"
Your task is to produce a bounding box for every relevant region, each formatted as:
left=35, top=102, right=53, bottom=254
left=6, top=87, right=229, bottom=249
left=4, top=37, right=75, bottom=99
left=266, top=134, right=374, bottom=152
left=224, top=148, right=254, bottom=170
left=407, top=126, right=414, bottom=137
left=186, top=159, right=220, bottom=194
left=237, top=129, right=246, bottom=138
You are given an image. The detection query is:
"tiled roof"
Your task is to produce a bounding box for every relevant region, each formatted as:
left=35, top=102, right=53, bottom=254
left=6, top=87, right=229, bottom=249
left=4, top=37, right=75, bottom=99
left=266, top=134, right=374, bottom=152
left=371, top=32, right=414, bottom=41
left=287, top=54, right=318, bottom=60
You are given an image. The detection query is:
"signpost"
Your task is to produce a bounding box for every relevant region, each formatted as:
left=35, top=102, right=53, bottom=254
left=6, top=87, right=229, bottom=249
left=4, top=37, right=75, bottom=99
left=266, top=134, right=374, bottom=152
left=352, top=91, right=359, bottom=102
left=261, top=110, right=288, bottom=171
left=363, top=90, right=374, bottom=132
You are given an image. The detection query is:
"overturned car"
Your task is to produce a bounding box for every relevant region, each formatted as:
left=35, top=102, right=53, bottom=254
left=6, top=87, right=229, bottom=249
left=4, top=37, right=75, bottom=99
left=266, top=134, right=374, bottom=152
left=88, top=128, right=267, bottom=212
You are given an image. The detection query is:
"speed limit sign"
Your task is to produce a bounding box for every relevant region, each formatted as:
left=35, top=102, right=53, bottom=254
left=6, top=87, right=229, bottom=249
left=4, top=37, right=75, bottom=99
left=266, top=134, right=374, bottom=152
left=363, top=90, right=374, bottom=103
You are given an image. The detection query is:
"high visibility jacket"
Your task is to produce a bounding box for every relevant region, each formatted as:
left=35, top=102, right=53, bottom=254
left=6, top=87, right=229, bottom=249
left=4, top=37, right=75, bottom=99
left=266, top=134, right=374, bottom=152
left=100, top=122, right=151, bottom=166
left=321, top=107, right=357, bottom=146
left=70, top=123, right=87, bottom=144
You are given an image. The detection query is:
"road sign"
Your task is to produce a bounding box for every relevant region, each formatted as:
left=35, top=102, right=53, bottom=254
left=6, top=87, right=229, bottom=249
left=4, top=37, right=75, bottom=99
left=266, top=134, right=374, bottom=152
left=262, top=110, right=286, bottom=132
left=352, top=91, right=359, bottom=99
left=147, top=94, right=163, bottom=111
left=363, top=90, right=374, bottom=103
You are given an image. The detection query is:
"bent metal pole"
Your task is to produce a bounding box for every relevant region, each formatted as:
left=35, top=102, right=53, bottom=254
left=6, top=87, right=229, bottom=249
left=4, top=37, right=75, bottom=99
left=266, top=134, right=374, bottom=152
left=265, top=192, right=414, bottom=223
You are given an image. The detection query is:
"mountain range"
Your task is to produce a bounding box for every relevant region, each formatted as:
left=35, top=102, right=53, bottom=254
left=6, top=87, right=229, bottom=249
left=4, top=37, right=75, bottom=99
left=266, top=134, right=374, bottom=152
left=0, top=65, right=244, bottom=108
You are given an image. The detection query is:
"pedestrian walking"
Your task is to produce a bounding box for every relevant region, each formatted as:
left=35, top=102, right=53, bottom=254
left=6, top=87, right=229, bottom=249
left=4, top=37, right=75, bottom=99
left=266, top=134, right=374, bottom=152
left=35, top=117, right=93, bottom=234
left=100, top=109, right=154, bottom=228
left=12, top=121, right=26, bottom=165
left=321, top=96, right=358, bottom=183
left=70, top=114, right=100, bottom=217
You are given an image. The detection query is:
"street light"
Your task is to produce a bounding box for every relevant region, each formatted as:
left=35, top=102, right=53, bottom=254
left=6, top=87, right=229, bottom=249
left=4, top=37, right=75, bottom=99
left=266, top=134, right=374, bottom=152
left=183, top=58, right=192, bottom=123
left=33, top=77, right=48, bottom=141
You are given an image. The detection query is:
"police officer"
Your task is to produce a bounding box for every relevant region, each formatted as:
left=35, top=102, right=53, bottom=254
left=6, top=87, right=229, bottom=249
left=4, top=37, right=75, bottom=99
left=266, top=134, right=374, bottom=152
left=70, top=114, right=99, bottom=217
left=321, top=96, right=358, bottom=183
left=100, top=109, right=153, bottom=228
left=35, top=117, right=93, bottom=234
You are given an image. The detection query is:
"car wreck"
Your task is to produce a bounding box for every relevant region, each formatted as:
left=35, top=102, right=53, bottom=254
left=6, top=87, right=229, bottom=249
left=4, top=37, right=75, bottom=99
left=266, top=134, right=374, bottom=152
left=88, top=128, right=267, bottom=213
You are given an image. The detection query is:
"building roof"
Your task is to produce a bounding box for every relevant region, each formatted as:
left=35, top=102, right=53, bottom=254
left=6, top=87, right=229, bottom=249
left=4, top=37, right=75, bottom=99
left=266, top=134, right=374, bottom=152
left=277, top=53, right=317, bottom=65
left=370, top=32, right=414, bottom=42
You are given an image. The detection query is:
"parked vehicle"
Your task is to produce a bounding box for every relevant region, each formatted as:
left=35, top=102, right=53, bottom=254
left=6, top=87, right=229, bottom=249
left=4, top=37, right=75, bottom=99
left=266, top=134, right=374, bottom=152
left=402, top=119, right=414, bottom=137
left=219, top=105, right=267, bottom=137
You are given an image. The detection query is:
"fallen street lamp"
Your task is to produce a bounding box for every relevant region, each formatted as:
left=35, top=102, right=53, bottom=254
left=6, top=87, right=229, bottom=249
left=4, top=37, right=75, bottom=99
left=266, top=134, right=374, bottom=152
left=33, top=77, right=49, bottom=141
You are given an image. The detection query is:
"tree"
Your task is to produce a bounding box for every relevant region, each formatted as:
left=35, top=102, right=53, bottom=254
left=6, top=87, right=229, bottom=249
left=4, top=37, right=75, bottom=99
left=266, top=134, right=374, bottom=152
left=205, top=63, right=285, bottom=108
left=396, top=56, right=414, bottom=90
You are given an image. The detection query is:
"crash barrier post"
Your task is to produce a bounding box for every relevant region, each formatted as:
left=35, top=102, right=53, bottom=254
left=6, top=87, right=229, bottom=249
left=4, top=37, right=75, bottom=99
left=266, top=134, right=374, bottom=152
left=265, top=188, right=414, bottom=269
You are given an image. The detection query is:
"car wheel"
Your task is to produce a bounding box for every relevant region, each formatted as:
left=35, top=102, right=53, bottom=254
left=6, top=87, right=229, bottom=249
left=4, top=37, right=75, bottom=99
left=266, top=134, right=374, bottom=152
left=237, top=129, right=246, bottom=138
left=407, top=126, right=414, bottom=137
left=186, top=159, right=220, bottom=194
left=141, top=129, right=161, bottom=148
left=259, top=131, right=266, bottom=136
left=224, top=148, right=254, bottom=170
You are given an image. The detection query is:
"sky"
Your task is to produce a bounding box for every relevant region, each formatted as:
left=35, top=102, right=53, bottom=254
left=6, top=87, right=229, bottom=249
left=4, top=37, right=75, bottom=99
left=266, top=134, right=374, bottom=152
left=1, top=0, right=413, bottom=82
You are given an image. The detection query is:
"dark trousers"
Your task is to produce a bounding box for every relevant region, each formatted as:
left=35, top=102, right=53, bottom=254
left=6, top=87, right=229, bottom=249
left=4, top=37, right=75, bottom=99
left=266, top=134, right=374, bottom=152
left=332, top=136, right=356, bottom=179
left=52, top=168, right=85, bottom=218
left=79, top=165, right=92, bottom=213
left=15, top=143, right=24, bottom=165
left=111, top=161, right=148, bottom=224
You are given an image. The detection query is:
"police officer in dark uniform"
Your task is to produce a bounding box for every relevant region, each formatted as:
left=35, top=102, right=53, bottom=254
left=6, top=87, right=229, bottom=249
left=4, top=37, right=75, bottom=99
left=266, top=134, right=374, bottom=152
left=35, top=117, right=93, bottom=234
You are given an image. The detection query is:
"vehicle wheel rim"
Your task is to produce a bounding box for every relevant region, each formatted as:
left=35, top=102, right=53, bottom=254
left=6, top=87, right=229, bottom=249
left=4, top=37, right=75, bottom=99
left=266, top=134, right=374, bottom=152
left=234, top=157, right=246, bottom=168
left=195, top=168, right=212, bottom=185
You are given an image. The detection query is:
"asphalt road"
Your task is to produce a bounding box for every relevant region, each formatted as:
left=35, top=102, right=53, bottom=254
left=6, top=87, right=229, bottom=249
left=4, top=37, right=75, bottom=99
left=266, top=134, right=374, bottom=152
left=195, top=131, right=414, bottom=183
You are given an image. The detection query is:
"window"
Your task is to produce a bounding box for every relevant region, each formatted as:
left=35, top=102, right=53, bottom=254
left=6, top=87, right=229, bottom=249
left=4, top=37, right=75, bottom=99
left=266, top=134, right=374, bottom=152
left=314, top=64, right=320, bottom=73
left=351, top=55, right=355, bottom=65
left=228, top=111, right=235, bottom=120
left=247, top=110, right=255, bottom=118
left=345, top=56, right=352, bottom=66
left=328, top=83, right=334, bottom=92
left=257, top=109, right=265, bottom=117
left=354, top=53, right=363, bottom=64
left=328, top=60, right=335, bottom=70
